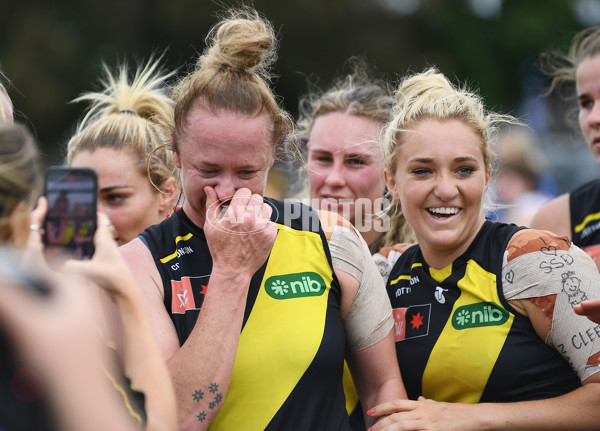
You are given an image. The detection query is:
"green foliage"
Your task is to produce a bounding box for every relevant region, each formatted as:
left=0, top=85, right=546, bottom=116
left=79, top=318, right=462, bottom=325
left=0, top=0, right=584, bottom=164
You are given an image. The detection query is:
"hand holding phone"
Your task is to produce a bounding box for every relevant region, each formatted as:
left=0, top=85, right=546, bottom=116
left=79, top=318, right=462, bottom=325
left=43, top=167, right=98, bottom=261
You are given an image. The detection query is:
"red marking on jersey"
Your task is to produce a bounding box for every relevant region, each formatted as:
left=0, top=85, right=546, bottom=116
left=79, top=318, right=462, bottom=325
left=587, top=351, right=600, bottom=367
left=392, top=308, right=407, bottom=342
left=171, top=277, right=196, bottom=314
left=411, top=312, right=424, bottom=330
left=528, top=294, right=557, bottom=321
left=200, top=284, right=208, bottom=295
left=506, top=230, right=571, bottom=262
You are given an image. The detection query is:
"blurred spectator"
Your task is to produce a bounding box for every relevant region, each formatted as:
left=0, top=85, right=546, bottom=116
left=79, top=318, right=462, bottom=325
left=0, top=121, right=177, bottom=430
left=490, top=125, right=556, bottom=226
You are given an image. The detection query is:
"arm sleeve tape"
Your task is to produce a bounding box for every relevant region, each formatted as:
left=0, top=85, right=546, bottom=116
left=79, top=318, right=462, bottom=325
left=502, top=236, right=600, bottom=380
left=328, top=225, right=393, bottom=351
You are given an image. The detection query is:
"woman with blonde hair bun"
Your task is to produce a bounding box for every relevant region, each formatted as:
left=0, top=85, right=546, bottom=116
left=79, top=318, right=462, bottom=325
left=368, top=68, right=600, bottom=430
left=67, top=57, right=178, bottom=246
left=120, top=7, right=406, bottom=431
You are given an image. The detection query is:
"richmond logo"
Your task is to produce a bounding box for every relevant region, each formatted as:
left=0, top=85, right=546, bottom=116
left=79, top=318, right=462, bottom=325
left=451, top=302, right=509, bottom=329
left=265, top=272, right=326, bottom=299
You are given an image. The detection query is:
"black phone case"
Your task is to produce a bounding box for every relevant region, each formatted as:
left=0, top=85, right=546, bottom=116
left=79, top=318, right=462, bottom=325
left=43, top=166, right=98, bottom=260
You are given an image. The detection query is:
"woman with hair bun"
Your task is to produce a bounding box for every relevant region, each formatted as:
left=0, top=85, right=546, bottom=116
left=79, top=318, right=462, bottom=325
left=367, top=68, right=600, bottom=430
left=67, top=57, right=178, bottom=246
left=120, top=8, right=405, bottom=431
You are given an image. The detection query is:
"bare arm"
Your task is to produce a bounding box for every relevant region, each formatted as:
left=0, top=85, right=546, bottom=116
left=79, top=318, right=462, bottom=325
left=530, top=193, right=571, bottom=239
left=369, top=378, right=600, bottom=431
left=121, top=187, right=277, bottom=431
left=323, top=212, right=407, bottom=427
left=63, top=214, right=177, bottom=431
left=0, top=262, right=143, bottom=431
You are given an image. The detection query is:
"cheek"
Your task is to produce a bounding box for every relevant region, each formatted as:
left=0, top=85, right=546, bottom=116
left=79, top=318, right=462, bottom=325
left=307, top=169, right=324, bottom=192
left=357, top=169, right=385, bottom=195
left=579, top=111, right=589, bottom=131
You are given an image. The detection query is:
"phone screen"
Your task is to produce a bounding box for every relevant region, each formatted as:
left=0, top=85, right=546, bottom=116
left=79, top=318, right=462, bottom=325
left=43, top=167, right=97, bottom=261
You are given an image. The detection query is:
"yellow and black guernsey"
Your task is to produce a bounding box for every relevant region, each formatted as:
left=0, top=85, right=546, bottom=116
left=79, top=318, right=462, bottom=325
left=139, top=198, right=351, bottom=431
left=570, top=178, right=600, bottom=266
left=386, top=220, right=581, bottom=402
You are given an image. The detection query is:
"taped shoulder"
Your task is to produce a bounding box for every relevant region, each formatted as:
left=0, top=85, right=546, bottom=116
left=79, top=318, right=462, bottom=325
left=506, top=229, right=571, bottom=263
left=318, top=210, right=358, bottom=242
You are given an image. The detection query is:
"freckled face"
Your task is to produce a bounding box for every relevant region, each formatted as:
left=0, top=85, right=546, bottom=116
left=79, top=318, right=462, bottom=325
left=71, top=148, right=171, bottom=245
left=385, top=119, right=490, bottom=266
left=174, top=107, right=274, bottom=228
left=307, top=112, right=385, bottom=225
left=577, top=54, right=600, bottom=165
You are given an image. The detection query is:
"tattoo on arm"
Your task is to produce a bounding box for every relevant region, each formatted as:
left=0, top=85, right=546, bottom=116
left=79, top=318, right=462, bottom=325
left=193, top=382, right=224, bottom=422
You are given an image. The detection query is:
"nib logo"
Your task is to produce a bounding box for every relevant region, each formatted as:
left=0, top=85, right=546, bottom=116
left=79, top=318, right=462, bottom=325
left=452, top=302, right=509, bottom=330
left=265, top=272, right=326, bottom=300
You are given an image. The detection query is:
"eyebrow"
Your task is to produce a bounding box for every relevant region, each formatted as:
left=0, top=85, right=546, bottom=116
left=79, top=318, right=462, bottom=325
left=99, top=185, right=134, bottom=193
left=408, top=156, right=479, bottom=164
left=309, top=148, right=371, bottom=158
left=196, top=161, right=260, bottom=170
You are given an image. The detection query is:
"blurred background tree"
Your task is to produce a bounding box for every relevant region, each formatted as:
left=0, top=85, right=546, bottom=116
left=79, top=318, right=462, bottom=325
left=2, top=0, right=599, bottom=190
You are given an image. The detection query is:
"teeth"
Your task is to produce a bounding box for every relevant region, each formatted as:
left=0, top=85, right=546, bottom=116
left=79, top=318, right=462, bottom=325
left=429, top=207, right=459, bottom=215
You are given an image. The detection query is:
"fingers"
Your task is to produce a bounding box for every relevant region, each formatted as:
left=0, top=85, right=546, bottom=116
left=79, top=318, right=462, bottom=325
left=573, top=299, right=600, bottom=324
left=204, top=186, right=220, bottom=222
left=23, top=197, right=49, bottom=268
left=95, top=213, right=116, bottom=246
left=206, top=187, right=273, bottom=227
left=367, top=399, right=418, bottom=417
left=30, top=196, right=48, bottom=227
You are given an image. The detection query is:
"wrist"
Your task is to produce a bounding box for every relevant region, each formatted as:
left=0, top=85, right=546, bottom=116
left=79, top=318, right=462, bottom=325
left=209, top=266, right=253, bottom=286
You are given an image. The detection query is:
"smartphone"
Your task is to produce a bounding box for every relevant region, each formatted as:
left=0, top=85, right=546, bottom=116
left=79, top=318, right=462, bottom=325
left=43, top=167, right=97, bottom=261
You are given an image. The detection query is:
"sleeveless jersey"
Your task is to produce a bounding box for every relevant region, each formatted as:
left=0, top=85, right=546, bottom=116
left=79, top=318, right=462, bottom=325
left=139, top=198, right=351, bottom=431
left=570, top=178, right=600, bottom=266
left=386, top=220, right=581, bottom=402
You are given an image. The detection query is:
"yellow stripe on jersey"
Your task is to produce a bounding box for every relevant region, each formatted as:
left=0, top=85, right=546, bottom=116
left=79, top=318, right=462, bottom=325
left=422, top=259, right=514, bottom=403
left=210, top=223, right=333, bottom=430
left=390, top=274, right=411, bottom=286
left=574, top=210, right=600, bottom=234
left=159, top=233, right=194, bottom=263
left=390, top=264, right=422, bottom=286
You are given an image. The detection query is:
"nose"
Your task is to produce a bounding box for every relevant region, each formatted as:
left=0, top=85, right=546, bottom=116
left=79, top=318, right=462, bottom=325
left=213, top=175, right=237, bottom=203
left=324, top=163, right=346, bottom=188
left=433, top=173, right=458, bottom=201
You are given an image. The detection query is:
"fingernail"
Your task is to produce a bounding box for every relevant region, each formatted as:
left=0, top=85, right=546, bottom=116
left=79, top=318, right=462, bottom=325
left=366, top=408, right=375, bottom=415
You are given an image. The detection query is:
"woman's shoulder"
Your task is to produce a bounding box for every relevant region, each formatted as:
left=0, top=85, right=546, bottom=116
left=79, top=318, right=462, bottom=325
left=505, top=228, right=572, bottom=264
left=529, top=192, right=571, bottom=237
